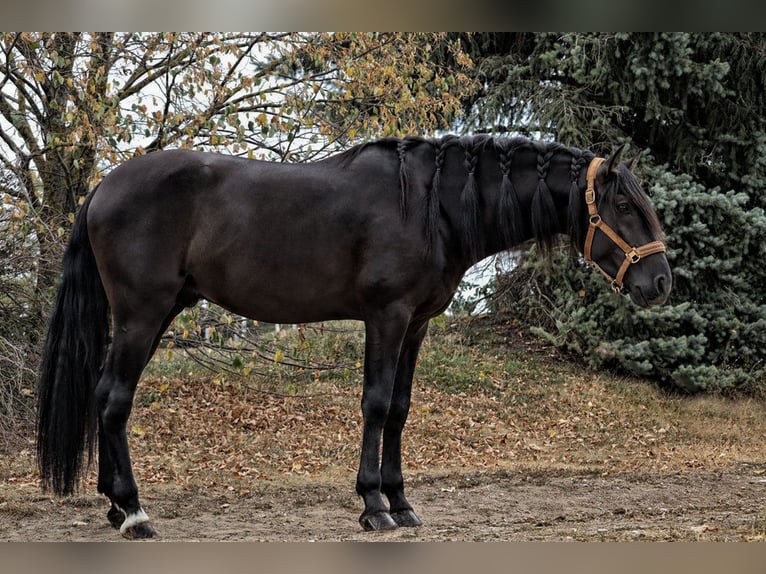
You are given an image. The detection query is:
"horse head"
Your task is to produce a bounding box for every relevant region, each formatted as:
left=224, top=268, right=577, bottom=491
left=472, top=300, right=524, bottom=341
left=583, top=145, right=672, bottom=308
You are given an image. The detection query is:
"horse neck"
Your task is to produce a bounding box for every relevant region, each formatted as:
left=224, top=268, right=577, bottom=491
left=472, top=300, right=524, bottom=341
left=440, top=141, right=586, bottom=266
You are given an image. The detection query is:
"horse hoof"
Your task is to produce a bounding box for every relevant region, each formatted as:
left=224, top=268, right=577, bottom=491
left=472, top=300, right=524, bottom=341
left=121, top=522, right=157, bottom=540
left=360, top=511, right=398, bottom=531
left=391, top=509, right=422, bottom=527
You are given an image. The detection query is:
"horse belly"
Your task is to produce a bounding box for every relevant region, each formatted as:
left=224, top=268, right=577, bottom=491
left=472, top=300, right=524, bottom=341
left=188, top=232, right=363, bottom=324
left=213, top=273, right=360, bottom=324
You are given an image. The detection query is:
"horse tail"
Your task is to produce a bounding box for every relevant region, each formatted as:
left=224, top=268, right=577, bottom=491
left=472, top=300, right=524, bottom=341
left=37, top=187, right=109, bottom=496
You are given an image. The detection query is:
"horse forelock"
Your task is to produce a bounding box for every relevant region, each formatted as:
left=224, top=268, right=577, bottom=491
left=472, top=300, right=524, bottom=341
left=608, top=165, right=665, bottom=240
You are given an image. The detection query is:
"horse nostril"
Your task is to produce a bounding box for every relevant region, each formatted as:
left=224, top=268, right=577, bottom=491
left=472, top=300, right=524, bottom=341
left=655, top=274, right=668, bottom=296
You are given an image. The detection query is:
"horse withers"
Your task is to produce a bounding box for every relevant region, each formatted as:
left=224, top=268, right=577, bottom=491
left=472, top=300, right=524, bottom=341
left=37, top=135, right=671, bottom=538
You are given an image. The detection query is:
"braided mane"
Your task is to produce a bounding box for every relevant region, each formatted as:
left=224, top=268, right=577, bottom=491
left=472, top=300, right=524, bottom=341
left=337, top=135, right=596, bottom=257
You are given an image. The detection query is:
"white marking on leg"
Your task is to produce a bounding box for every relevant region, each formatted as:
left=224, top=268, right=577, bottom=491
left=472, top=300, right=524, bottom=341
left=119, top=507, right=150, bottom=534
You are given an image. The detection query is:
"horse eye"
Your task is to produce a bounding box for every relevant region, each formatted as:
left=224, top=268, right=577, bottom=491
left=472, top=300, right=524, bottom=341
left=617, top=202, right=631, bottom=214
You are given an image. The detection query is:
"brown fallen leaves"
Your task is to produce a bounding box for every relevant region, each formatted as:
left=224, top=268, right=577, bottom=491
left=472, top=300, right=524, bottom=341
left=2, top=321, right=765, bottom=494
left=120, top=363, right=766, bottom=493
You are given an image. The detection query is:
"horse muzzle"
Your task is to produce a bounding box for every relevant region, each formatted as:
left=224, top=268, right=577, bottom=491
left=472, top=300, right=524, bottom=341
left=628, top=264, right=672, bottom=308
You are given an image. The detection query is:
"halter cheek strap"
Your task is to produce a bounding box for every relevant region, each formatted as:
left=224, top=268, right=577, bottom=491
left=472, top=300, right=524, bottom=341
left=583, top=157, right=666, bottom=294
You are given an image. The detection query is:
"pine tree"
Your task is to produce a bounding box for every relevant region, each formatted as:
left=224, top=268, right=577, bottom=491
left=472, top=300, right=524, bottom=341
left=462, top=33, right=766, bottom=393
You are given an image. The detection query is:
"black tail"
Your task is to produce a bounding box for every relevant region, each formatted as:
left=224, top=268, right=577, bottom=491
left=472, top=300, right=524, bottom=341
left=37, top=189, right=109, bottom=496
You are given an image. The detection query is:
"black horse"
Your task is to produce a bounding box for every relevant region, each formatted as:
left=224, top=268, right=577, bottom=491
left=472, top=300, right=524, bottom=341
left=37, top=135, right=671, bottom=539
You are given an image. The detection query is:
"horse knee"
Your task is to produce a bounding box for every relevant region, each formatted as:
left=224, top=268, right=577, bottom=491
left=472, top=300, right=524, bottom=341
left=384, top=394, right=410, bottom=427
left=361, top=393, right=390, bottom=427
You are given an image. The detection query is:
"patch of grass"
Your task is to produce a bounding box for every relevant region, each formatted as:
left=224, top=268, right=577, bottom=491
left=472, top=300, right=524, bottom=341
left=418, top=318, right=586, bottom=421
left=417, top=341, right=505, bottom=395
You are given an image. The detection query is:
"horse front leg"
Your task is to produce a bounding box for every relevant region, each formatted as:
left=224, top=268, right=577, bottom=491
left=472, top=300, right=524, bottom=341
left=356, top=306, right=411, bottom=531
left=381, top=319, right=428, bottom=527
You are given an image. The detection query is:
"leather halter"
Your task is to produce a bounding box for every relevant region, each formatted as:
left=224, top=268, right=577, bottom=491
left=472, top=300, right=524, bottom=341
left=583, top=157, right=666, bottom=294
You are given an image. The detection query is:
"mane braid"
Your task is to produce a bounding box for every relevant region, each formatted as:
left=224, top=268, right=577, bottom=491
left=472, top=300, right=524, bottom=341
left=531, top=145, right=558, bottom=254
left=425, top=138, right=448, bottom=253
left=567, top=150, right=590, bottom=250
left=459, top=136, right=482, bottom=261
left=494, top=139, right=524, bottom=247
left=397, top=139, right=410, bottom=220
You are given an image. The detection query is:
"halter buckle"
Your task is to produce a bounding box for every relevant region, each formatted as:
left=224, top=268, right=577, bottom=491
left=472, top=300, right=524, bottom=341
left=589, top=214, right=601, bottom=225
left=610, top=279, right=623, bottom=294
left=585, top=189, right=596, bottom=204
left=627, top=250, right=640, bottom=264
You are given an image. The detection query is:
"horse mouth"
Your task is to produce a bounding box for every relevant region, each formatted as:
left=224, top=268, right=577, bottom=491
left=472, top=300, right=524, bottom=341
left=629, top=286, right=669, bottom=308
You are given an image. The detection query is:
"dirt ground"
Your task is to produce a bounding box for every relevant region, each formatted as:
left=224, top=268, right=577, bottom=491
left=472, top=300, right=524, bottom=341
left=3, top=322, right=766, bottom=542
left=1, top=464, right=765, bottom=541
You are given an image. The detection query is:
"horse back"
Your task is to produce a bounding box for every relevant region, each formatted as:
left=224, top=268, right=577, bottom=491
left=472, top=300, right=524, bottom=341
left=86, top=149, right=450, bottom=323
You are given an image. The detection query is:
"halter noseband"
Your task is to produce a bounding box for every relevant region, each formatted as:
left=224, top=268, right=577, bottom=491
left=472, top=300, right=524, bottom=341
left=583, top=157, right=666, bottom=294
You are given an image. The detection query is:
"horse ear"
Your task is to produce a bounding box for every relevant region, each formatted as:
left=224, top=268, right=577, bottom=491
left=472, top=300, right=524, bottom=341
left=604, top=143, right=627, bottom=174
left=627, top=150, right=643, bottom=171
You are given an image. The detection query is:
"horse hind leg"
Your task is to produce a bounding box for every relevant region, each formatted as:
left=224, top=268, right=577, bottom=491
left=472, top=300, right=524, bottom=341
left=95, top=301, right=184, bottom=539
left=97, top=423, right=129, bottom=530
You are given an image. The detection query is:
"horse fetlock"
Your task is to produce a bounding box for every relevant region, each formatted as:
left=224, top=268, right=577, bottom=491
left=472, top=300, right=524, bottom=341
left=106, top=504, right=124, bottom=529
